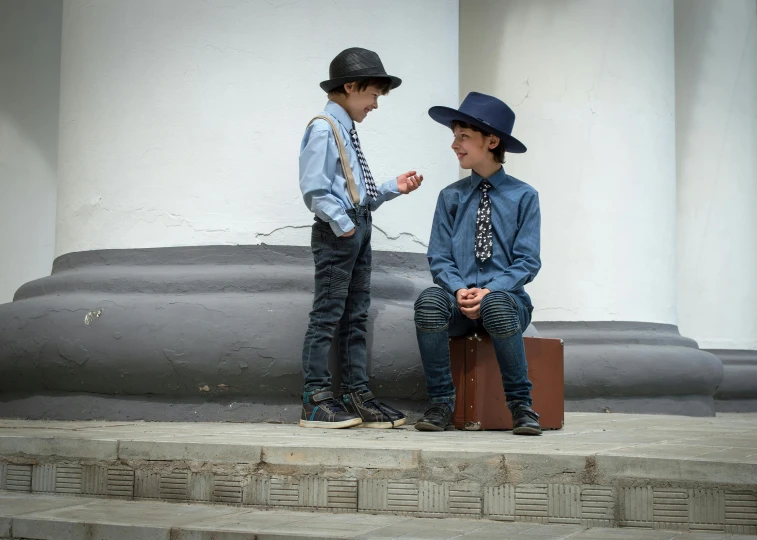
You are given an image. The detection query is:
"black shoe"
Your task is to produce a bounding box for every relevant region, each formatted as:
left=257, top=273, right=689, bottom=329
left=342, top=389, right=407, bottom=428
left=511, top=404, right=542, bottom=435
left=415, top=404, right=455, bottom=432
left=300, top=390, right=362, bottom=429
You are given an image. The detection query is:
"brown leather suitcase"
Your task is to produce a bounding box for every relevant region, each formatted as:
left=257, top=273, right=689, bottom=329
left=450, top=334, right=564, bottom=430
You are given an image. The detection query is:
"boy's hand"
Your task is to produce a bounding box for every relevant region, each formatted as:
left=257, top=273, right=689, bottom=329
left=397, top=171, right=424, bottom=194
left=458, top=288, right=490, bottom=320
left=341, top=229, right=356, bottom=237
left=455, top=289, right=470, bottom=307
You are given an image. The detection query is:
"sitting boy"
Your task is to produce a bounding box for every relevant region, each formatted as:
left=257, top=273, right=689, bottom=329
left=414, top=92, right=542, bottom=435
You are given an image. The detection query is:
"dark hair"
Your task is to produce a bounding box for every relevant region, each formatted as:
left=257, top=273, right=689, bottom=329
left=328, top=77, right=393, bottom=97
left=451, top=121, right=506, bottom=163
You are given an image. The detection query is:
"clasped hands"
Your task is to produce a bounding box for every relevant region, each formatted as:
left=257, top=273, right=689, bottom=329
left=456, top=287, right=491, bottom=320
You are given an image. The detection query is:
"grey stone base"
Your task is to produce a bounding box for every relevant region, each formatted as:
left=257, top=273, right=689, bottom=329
left=710, top=349, right=757, bottom=412
left=0, top=245, right=725, bottom=418
left=0, top=393, right=426, bottom=423
left=717, top=400, right=757, bottom=413
left=537, top=322, right=723, bottom=416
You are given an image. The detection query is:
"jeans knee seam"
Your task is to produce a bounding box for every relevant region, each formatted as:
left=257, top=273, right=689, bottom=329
left=415, top=324, right=449, bottom=333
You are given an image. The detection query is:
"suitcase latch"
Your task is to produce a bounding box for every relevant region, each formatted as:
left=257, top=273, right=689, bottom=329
left=464, top=421, right=482, bottom=431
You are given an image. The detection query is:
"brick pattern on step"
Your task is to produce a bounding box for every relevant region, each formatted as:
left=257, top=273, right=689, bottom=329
left=725, top=491, right=757, bottom=535
left=31, top=464, right=56, bottom=493
left=159, top=471, right=188, bottom=500
left=484, top=484, right=515, bottom=519
left=213, top=475, right=243, bottom=504
left=5, top=465, right=32, bottom=492
left=327, top=479, right=357, bottom=509
left=1, top=458, right=754, bottom=533
left=515, top=484, right=549, bottom=523
left=107, top=467, right=134, bottom=498
left=55, top=464, right=82, bottom=494
left=621, top=486, right=653, bottom=527
left=449, top=484, right=482, bottom=515
left=581, top=486, right=614, bottom=527
left=688, top=489, right=725, bottom=532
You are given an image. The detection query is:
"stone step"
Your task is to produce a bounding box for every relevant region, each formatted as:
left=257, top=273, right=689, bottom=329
left=1, top=414, right=756, bottom=535
left=2, top=492, right=756, bottom=540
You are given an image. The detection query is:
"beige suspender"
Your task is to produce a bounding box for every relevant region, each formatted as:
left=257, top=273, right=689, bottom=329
left=307, top=115, right=361, bottom=207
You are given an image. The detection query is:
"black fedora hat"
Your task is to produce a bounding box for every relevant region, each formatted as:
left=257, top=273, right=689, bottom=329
left=320, top=47, right=402, bottom=93
left=428, top=92, right=527, bottom=153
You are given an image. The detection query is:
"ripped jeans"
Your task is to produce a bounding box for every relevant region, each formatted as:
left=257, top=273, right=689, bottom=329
left=414, top=286, right=533, bottom=411
left=301, top=207, right=372, bottom=394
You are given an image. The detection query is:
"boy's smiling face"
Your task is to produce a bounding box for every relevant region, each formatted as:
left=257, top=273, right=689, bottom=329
left=451, top=125, right=500, bottom=170
left=342, top=83, right=382, bottom=123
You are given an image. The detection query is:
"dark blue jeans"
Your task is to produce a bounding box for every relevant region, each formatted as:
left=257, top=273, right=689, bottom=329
left=302, top=207, right=372, bottom=394
left=414, top=286, right=533, bottom=411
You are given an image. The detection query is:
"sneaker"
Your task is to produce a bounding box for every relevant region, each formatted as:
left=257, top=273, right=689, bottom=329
left=511, top=404, right=542, bottom=435
left=414, top=403, right=455, bottom=432
left=342, top=389, right=407, bottom=428
left=300, top=390, right=362, bottom=429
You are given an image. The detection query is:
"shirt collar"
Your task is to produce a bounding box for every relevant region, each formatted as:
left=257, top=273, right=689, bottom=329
left=471, top=166, right=506, bottom=191
left=325, top=100, right=354, bottom=132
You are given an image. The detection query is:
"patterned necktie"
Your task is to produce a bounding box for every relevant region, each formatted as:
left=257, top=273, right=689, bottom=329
left=350, top=127, right=379, bottom=200
left=475, top=180, right=493, bottom=262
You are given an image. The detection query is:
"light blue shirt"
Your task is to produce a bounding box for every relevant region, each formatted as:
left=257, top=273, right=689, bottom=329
left=299, top=101, right=401, bottom=236
left=427, top=167, right=541, bottom=309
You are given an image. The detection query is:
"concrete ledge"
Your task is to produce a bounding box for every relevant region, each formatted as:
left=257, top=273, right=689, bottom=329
left=0, top=414, right=756, bottom=532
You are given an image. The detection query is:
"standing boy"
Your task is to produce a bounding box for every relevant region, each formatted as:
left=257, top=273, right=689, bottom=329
left=299, top=47, right=423, bottom=429
left=414, top=92, right=542, bottom=435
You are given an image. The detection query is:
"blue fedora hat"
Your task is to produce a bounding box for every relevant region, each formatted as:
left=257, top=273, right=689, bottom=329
left=428, top=92, right=527, bottom=153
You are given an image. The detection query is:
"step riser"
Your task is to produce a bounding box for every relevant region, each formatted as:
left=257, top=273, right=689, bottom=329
left=2, top=459, right=756, bottom=534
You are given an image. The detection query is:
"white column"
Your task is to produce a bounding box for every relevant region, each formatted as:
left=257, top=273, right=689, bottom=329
left=56, top=0, right=459, bottom=257
left=675, top=0, right=757, bottom=408
left=0, top=1, right=60, bottom=303
left=460, top=0, right=677, bottom=325
left=675, top=0, right=757, bottom=352
left=460, top=0, right=725, bottom=415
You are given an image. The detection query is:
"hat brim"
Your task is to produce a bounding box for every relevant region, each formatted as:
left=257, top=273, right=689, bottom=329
left=428, top=106, right=527, bottom=154
left=320, top=74, right=402, bottom=93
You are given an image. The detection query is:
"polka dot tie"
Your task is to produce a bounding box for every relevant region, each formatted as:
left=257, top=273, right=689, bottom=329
left=475, top=180, right=493, bottom=262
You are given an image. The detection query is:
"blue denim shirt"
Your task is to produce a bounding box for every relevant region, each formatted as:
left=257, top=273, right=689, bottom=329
left=299, top=101, right=401, bottom=236
left=427, top=167, right=541, bottom=308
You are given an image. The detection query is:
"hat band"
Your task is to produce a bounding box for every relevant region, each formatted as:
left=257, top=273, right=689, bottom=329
left=331, top=65, right=387, bottom=79
left=470, top=115, right=512, bottom=136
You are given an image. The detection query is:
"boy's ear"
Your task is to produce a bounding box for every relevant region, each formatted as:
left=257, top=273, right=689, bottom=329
left=488, top=135, right=500, bottom=150
left=344, top=82, right=355, bottom=95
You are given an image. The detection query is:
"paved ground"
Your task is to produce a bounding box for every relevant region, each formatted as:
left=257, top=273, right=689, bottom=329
left=1, top=413, right=756, bottom=464
left=1, top=492, right=756, bottom=539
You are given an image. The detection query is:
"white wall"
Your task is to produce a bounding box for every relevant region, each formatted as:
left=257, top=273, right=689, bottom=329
left=460, top=0, right=678, bottom=324
left=676, top=0, right=757, bottom=351
left=56, top=0, right=459, bottom=256
left=0, top=0, right=61, bottom=304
